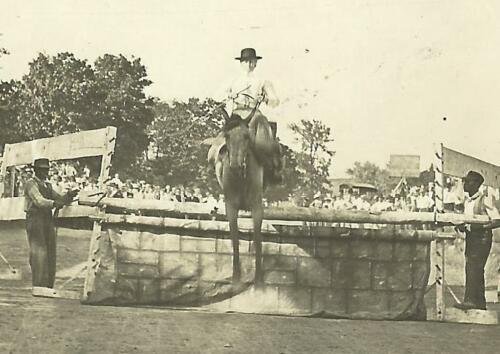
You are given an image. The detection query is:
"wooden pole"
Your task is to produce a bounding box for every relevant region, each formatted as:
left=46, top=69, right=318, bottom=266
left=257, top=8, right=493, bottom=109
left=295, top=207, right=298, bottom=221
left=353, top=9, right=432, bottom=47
left=0, top=144, right=10, bottom=197
left=435, top=238, right=446, bottom=320
left=10, top=166, right=16, bottom=197
left=82, top=126, right=116, bottom=302
left=93, top=213, right=455, bottom=241
left=434, top=143, right=446, bottom=320
left=79, top=196, right=491, bottom=225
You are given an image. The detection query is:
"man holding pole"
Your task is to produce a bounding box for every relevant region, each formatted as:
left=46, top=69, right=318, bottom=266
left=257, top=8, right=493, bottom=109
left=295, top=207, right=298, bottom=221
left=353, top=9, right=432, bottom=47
left=24, top=158, right=78, bottom=289
left=454, top=171, right=500, bottom=310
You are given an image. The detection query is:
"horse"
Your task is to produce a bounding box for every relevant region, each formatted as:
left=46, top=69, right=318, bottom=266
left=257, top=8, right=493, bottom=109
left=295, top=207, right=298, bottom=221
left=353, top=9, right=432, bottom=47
left=216, top=106, right=265, bottom=285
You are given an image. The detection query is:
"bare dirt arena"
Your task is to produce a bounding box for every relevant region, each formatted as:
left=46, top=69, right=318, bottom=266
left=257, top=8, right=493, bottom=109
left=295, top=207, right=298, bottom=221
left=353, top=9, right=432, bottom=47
left=1, top=227, right=499, bottom=354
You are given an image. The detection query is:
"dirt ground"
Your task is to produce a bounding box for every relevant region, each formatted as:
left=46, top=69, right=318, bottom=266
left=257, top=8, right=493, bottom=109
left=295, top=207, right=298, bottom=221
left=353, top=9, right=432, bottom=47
left=0, top=285, right=499, bottom=354
left=1, top=225, right=500, bottom=354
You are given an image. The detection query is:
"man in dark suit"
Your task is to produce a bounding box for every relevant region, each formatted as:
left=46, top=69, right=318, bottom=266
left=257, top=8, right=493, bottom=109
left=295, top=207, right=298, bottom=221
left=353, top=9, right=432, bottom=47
left=24, top=158, right=78, bottom=289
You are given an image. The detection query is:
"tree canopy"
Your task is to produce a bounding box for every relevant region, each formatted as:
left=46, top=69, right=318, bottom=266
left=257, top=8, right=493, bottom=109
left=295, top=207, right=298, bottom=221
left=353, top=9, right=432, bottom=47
left=0, top=52, right=153, bottom=172
left=0, top=50, right=339, bottom=201
left=144, top=98, right=224, bottom=191
left=346, top=161, right=395, bottom=195
left=289, top=118, right=335, bottom=198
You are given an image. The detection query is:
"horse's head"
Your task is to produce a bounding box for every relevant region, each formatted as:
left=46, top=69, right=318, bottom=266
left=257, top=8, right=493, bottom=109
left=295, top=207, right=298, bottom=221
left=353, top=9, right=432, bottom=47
left=220, top=107, right=256, bottom=173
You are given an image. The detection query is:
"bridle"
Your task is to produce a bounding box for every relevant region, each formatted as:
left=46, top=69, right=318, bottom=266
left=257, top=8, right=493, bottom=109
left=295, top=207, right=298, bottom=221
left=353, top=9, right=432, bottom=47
left=222, top=96, right=264, bottom=175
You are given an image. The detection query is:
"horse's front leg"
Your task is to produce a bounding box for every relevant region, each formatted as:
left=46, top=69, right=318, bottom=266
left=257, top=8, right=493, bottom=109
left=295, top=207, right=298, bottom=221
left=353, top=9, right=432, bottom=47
left=252, top=205, right=263, bottom=286
left=226, top=203, right=241, bottom=283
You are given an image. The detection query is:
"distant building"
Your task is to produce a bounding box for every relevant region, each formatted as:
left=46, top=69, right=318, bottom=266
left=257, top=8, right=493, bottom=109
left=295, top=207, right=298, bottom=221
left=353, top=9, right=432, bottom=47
left=329, top=178, right=378, bottom=196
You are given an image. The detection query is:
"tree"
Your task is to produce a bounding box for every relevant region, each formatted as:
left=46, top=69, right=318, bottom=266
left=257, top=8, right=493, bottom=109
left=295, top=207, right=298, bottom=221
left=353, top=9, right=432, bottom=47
left=92, top=54, right=154, bottom=172
left=289, top=119, right=334, bottom=199
left=0, top=38, right=20, bottom=147
left=145, top=98, right=225, bottom=191
left=345, top=161, right=395, bottom=195
left=0, top=80, right=26, bottom=146
left=14, top=53, right=98, bottom=138
left=2, top=52, right=154, bottom=173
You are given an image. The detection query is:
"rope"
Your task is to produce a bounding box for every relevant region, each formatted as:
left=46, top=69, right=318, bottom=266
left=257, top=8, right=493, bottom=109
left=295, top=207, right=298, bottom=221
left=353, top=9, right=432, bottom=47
left=0, top=249, right=18, bottom=274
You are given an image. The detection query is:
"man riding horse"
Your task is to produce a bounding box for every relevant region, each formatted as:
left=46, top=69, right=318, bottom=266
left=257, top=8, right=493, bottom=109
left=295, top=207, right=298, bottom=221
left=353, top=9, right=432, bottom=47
left=207, top=48, right=282, bottom=284
left=209, top=48, right=282, bottom=185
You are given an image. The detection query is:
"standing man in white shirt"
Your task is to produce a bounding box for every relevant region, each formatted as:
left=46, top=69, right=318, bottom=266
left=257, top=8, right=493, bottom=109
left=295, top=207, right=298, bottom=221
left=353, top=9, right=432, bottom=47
left=222, top=48, right=282, bottom=184
left=454, top=171, right=500, bottom=310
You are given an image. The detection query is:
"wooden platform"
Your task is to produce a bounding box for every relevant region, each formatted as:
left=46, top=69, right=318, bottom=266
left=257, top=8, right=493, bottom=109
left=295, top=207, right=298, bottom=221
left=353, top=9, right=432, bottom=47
left=32, top=287, right=81, bottom=300
left=427, top=307, right=498, bottom=325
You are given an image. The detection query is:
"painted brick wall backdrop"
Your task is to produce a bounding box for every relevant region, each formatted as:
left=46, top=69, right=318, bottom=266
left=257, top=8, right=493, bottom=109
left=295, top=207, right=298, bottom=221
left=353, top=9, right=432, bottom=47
left=85, top=224, right=431, bottom=320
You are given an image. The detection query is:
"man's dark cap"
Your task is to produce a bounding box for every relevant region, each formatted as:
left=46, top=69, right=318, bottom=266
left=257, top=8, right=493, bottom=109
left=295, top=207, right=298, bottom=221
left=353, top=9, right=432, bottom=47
left=465, top=170, right=484, bottom=185
left=235, top=48, right=262, bottom=61
left=33, top=158, right=50, bottom=169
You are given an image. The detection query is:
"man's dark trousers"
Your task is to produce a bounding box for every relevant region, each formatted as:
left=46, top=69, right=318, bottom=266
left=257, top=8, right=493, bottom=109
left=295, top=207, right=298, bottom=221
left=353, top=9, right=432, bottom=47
left=26, top=210, right=56, bottom=288
left=464, top=228, right=492, bottom=309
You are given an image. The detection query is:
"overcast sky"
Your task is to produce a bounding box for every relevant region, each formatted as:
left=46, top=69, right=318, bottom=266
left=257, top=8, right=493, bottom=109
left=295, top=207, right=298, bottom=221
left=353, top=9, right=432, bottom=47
left=1, top=0, right=499, bottom=177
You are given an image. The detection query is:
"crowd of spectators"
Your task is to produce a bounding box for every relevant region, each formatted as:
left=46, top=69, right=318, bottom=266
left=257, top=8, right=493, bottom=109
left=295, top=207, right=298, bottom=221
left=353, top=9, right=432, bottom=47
left=5, top=161, right=468, bottom=214
left=6, top=161, right=227, bottom=210
left=302, top=178, right=467, bottom=213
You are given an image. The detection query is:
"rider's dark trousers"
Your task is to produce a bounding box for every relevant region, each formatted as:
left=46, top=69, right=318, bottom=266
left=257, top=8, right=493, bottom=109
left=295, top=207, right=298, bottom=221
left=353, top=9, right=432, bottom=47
left=26, top=211, right=56, bottom=288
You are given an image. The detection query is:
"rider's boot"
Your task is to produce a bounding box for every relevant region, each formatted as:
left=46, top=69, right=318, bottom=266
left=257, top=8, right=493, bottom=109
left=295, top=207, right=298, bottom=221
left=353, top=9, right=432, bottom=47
left=268, top=143, right=283, bottom=185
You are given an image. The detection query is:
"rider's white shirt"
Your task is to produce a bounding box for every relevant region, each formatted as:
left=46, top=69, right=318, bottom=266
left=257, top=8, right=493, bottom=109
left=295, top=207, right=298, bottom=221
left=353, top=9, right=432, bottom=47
left=223, top=71, right=279, bottom=115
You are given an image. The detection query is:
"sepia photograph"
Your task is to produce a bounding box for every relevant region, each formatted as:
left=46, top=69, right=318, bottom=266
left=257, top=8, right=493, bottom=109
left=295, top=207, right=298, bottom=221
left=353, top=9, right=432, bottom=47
left=0, top=1, right=499, bottom=353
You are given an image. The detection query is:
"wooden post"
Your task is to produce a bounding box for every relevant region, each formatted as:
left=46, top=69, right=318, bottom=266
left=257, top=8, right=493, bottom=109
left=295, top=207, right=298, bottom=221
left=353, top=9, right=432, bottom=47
left=0, top=144, right=10, bottom=197
left=82, top=206, right=105, bottom=302
left=82, top=126, right=116, bottom=302
left=433, top=143, right=445, bottom=214
left=435, top=238, right=446, bottom=320
left=98, top=126, right=117, bottom=189
left=433, top=143, right=446, bottom=320
left=10, top=166, right=16, bottom=197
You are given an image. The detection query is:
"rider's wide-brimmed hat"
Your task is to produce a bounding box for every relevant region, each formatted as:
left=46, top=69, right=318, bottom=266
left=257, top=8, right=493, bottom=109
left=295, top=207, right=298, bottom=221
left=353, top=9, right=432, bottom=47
left=235, top=48, right=262, bottom=61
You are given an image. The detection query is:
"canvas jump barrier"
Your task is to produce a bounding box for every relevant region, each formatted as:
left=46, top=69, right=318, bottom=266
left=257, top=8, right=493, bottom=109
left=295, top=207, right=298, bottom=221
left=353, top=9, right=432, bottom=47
left=0, top=128, right=498, bottom=323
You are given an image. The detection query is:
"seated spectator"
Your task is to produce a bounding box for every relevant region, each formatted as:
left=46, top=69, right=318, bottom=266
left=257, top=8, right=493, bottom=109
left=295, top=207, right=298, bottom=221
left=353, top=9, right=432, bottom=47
left=309, top=192, right=323, bottom=208
left=153, top=185, right=162, bottom=200
left=379, top=197, right=394, bottom=211
left=64, top=162, right=78, bottom=178
left=443, top=183, right=456, bottom=212
left=205, top=192, right=218, bottom=208
left=416, top=190, right=433, bottom=212
left=143, top=184, right=155, bottom=199
left=322, top=194, right=333, bottom=209
left=160, top=186, right=175, bottom=201
left=110, top=173, right=123, bottom=188
left=50, top=174, right=63, bottom=194
left=356, top=195, right=371, bottom=211
left=107, top=182, right=123, bottom=198
left=184, top=188, right=197, bottom=202
left=173, top=186, right=183, bottom=202
left=193, top=187, right=204, bottom=203
left=370, top=195, right=383, bottom=213
left=83, top=164, right=91, bottom=179
left=121, top=185, right=130, bottom=199
left=131, top=184, right=142, bottom=199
